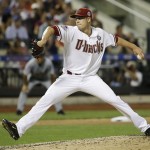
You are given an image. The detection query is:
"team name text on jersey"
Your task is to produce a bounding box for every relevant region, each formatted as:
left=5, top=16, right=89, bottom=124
left=75, top=39, right=103, bottom=54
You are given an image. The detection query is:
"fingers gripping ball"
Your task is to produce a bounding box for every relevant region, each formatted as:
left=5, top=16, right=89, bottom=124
left=137, top=54, right=142, bottom=60
left=31, top=40, right=44, bottom=58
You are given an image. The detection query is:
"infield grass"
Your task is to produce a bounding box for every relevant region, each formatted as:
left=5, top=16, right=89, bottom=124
left=0, top=109, right=150, bottom=146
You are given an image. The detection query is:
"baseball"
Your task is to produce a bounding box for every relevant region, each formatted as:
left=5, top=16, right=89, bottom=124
left=137, top=55, right=142, bottom=60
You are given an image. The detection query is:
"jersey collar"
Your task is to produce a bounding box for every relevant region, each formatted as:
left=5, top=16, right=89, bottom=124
left=89, top=27, right=98, bottom=38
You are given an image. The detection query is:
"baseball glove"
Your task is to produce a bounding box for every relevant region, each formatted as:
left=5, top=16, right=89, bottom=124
left=31, top=40, right=44, bottom=58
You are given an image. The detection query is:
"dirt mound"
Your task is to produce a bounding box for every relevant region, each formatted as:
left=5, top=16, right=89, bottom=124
left=2, top=136, right=150, bottom=150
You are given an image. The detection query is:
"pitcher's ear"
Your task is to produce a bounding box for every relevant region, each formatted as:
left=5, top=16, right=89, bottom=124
left=87, top=17, right=91, bottom=23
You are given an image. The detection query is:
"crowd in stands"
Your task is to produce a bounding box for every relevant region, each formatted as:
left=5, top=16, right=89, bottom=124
left=0, top=0, right=149, bottom=90
left=0, top=0, right=74, bottom=55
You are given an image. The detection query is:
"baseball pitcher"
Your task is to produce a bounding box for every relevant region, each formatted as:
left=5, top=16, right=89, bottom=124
left=2, top=8, right=150, bottom=140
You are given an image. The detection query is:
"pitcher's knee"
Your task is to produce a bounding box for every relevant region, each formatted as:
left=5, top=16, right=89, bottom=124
left=107, top=95, right=126, bottom=105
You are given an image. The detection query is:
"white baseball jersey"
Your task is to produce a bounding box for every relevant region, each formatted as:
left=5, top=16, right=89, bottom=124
left=53, top=25, right=117, bottom=75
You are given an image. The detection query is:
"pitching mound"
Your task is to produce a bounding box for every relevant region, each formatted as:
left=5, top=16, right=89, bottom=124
left=2, top=136, right=150, bottom=150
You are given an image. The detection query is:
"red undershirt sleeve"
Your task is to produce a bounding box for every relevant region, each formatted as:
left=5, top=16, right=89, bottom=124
left=114, top=35, right=118, bottom=45
left=51, top=25, right=60, bottom=36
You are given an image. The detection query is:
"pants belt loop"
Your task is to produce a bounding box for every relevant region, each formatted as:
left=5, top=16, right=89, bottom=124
left=67, top=70, right=72, bottom=75
left=67, top=70, right=81, bottom=75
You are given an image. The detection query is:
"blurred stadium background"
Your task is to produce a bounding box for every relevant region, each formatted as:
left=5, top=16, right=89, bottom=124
left=0, top=0, right=150, bottom=111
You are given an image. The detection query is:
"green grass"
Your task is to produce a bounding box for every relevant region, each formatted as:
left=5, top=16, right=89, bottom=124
left=0, top=124, right=139, bottom=146
left=1, top=109, right=150, bottom=121
left=0, top=109, right=149, bottom=146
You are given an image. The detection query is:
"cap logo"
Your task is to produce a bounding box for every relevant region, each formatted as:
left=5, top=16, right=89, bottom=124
left=87, top=11, right=91, bottom=16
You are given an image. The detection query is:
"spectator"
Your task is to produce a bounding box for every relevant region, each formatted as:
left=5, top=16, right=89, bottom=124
left=5, top=15, right=29, bottom=41
left=127, top=32, right=139, bottom=46
left=126, top=32, right=140, bottom=54
left=115, top=24, right=127, bottom=39
left=92, top=9, right=103, bottom=28
left=38, top=15, right=52, bottom=39
left=62, top=2, right=75, bottom=26
left=109, top=24, right=128, bottom=54
left=7, top=40, right=29, bottom=55
left=124, top=61, right=143, bottom=87
left=110, top=64, right=125, bottom=87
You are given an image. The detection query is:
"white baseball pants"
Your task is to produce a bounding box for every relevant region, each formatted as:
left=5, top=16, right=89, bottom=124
left=16, top=74, right=150, bottom=137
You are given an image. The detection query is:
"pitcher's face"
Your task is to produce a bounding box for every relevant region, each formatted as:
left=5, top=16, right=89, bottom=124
left=75, top=17, right=91, bottom=31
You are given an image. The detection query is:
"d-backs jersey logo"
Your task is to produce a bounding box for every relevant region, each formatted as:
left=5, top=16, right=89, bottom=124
left=75, top=39, right=103, bottom=54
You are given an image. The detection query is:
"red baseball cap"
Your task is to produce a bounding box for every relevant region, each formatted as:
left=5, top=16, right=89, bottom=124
left=70, top=8, right=92, bottom=18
